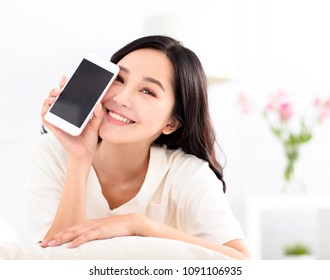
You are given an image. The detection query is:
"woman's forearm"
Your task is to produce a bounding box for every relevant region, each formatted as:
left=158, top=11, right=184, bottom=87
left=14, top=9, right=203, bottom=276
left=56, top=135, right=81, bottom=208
left=43, top=158, right=92, bottom=240
left=137, top=215, right=250, bottom=260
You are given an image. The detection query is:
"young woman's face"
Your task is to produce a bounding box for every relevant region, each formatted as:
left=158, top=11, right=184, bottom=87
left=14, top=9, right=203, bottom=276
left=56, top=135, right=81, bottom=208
left=99, top=48, right=178, bottom=146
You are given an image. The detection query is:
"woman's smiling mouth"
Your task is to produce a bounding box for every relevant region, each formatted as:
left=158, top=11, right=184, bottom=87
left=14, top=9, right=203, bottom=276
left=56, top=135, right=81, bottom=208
left=106, top=110, right=135, bottom=124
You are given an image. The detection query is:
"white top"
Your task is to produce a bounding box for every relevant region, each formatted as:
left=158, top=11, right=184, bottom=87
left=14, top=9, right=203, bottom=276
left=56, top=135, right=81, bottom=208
left=27, top=133, right=245, bottom=244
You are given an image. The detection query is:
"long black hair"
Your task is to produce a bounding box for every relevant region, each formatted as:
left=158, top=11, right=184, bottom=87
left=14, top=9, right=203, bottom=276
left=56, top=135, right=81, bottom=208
left=111, top=35, right=226, bottom=192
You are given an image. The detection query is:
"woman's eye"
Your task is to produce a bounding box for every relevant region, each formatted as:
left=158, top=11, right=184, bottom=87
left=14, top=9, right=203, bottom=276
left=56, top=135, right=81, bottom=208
left=141, top=88, right=155, bottom=96
left=115, top=75, right=124, bottom=83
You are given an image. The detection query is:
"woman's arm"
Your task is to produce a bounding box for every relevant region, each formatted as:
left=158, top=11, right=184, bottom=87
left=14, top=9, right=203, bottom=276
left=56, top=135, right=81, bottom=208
left=141, top=215, right=250, bottom=259
left=39, top=78, right=105, bottom=246
left=41, top=214, right=250, bottom=259
left=40, top=158, right=91, bottom=243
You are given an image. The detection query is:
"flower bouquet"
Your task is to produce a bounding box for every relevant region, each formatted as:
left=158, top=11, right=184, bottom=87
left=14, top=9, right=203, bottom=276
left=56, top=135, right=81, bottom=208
left=264, top=91, right=330, bottom=191
left=239, top=90, right=330, bottom=192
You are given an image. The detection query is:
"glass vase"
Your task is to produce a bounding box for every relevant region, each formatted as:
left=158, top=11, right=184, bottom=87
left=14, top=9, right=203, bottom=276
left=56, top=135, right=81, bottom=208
left=281, top=161, right=307, bottom=194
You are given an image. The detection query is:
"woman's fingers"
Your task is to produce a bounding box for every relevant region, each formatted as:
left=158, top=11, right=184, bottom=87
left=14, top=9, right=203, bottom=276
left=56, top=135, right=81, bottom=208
left=42, top=97, right=56, bottom=108
left=41, top=75, right=66, bottom=117
left=50, top=88, right=62, bottom=98
left=66, top=230, right=101, bottom=248
left=40, top=215, right=137, bottom=248
left=42, top=89, right=60, bottom=112
left=59, top=75, right=68, bottom=89
left=41, top=223, right=96, bottom=248
left=87, top=103, right=105, bottom=132
left=41, top=88, right=62, bottom=118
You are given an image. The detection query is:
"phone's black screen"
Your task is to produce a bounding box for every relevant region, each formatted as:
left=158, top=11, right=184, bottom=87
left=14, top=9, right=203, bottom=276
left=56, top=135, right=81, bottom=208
left=50, top=59, right=114, bottom=127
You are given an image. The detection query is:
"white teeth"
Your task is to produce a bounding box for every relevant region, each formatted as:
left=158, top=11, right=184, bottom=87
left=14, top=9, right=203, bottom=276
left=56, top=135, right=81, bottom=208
left=108, top=111, right=132, bottom=123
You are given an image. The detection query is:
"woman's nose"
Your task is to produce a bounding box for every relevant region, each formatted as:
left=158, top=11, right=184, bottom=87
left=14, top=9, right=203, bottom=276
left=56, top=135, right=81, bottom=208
left=112, top=86, right=133, bottom=108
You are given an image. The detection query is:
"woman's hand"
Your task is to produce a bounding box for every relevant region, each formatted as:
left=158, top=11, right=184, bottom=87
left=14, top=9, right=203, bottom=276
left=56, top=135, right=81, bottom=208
left=40, top=213, right=250, bottom=259
left=40, top=214, right=141, bottom=248
left=41, top=76, right=105, bottom=161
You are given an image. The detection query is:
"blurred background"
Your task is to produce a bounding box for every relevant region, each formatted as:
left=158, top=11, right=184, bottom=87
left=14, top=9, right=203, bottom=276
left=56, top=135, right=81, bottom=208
left=0, top=0, right=329, bottom=259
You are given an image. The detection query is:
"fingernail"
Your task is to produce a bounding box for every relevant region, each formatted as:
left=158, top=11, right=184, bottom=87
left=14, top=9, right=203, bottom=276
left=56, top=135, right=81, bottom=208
left=60, top=75, right=67, bottom=86
left=48, top=240, right=57, bottom=246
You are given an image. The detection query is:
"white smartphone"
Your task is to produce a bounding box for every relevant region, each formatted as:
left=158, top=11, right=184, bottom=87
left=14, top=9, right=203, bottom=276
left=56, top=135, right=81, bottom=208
left=45, top=52, right=119, bottom=136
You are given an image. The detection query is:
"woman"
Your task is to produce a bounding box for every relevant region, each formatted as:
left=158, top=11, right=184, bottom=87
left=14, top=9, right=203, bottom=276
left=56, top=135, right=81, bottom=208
left=29, top=35, right=250, bottom=259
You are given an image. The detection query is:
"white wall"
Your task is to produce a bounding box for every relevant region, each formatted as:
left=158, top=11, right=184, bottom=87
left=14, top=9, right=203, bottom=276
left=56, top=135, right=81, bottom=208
left=1, top=0, right=329, bottom=258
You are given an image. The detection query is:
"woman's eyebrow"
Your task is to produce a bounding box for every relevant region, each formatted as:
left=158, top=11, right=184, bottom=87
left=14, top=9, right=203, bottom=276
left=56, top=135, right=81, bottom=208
left=143, top=76, right=165, bottom=92
left=118, top=65, right=165, bottom=92
left=119, top=65, right=130, bottom=73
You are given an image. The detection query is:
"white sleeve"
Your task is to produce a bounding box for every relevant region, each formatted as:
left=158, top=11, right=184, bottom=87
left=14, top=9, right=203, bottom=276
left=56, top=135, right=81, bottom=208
left=171, top=157, right=245, bottom=244
left=26, top=134, right=67, bottom=242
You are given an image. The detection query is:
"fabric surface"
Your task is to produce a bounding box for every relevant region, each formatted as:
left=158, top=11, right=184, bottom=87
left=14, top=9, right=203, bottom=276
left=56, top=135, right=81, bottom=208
left=0, top=236, right=231, bottom=260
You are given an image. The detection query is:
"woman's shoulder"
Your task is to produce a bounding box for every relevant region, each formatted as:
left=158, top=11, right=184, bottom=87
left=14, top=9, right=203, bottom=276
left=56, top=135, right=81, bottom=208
left=34, top=132, right=63, bottom=150
left=31, top=132, right=67, bottom=162
left=151, top=144, right=214, bottom=179
left=152, top=144, right=205, bottom=164
left=149, top=145, right=224, bottom=204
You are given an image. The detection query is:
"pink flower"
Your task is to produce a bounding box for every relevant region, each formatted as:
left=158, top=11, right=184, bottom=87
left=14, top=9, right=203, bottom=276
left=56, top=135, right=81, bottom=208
left=238, top=92, right=253, bottom=114
left=279, top=102, right=293, bottom=122
left=319, top=110, right=330, bottom=122
left=314, top=97, right=322, bottom=106
left=265, top=102, right=274, bottom=111
left=326, top=98, right=330, bottom=107
left=314, top=97, right=330, bottom=123
left=263, top=89, right=294, bottom=122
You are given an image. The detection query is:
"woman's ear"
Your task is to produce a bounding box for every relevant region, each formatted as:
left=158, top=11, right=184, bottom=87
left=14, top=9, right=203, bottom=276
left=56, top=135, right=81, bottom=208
left=162, top=117, right=181, bottom=135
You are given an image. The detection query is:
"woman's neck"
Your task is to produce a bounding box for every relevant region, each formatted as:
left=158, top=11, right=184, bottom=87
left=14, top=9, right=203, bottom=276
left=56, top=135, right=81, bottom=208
left=92, top=141, right=151, bottom=185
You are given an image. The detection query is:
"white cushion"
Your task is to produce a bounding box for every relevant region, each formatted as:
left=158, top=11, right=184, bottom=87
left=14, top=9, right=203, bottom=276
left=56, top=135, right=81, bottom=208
left=0, top=236, right=230, bottom=260
left=0, top=220, right=18, bottom=243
